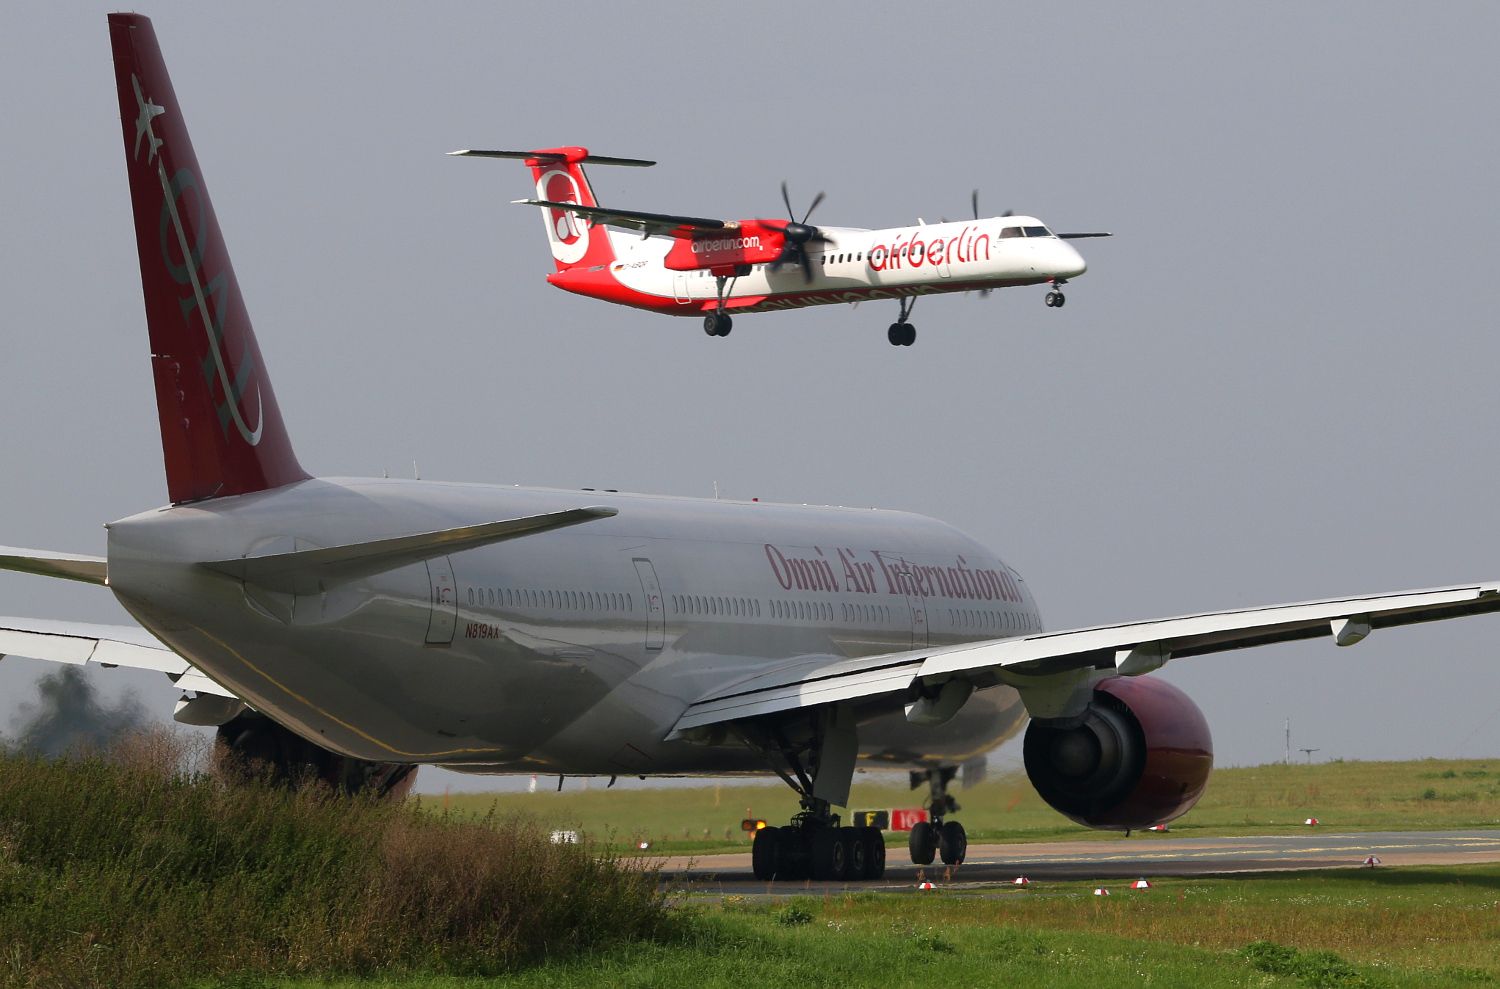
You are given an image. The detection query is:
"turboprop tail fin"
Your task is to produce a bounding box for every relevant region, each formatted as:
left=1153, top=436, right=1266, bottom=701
left=449, top=147, right=652, bottom=272
left=109, top=14, right=307, bottom=504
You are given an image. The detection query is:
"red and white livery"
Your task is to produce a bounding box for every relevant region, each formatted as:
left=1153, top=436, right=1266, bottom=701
left=450, top=146, right=1111, bottom=346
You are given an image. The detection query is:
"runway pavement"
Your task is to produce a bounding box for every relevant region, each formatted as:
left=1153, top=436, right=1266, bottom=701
left=660, top=829, right=1500, bottom=895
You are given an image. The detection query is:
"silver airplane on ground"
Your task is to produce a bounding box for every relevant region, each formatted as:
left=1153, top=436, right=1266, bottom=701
left=4, top=14, right=1500, bottom=883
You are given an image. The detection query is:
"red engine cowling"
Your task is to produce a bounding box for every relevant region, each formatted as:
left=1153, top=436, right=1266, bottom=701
left=1022, top=675, right=1212, bottom=830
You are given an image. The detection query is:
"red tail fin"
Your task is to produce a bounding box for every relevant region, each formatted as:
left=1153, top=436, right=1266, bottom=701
left=109, top=14, right=307, bottom=504
left=522, top=147, right=620, bottom=272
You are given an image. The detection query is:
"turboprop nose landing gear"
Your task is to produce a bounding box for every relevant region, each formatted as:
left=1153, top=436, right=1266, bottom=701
left=907, top=766, right=967, bottom=866
left=747, top=707, right=886, bottom=882
left=704, top=273, right=737, bottom=336
left=1044, top=279, right=1067, bottom=308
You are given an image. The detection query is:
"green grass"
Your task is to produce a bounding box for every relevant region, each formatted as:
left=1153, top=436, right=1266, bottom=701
left=429, top=757, right=1500, bottom=856
left=270, top=864, right=1500, bottom=987
left=0, top=734, right=668, bottom=989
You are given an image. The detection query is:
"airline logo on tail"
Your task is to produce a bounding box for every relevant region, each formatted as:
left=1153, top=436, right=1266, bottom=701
left=536, top=169, right=590, bottom=264
left=132, top=74, right=263, bottom=447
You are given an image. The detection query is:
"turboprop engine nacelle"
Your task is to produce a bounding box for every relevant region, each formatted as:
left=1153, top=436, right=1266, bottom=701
left=663, top=221, right=786, bottom=272
left=1022, top=675, right=1213, bottom=831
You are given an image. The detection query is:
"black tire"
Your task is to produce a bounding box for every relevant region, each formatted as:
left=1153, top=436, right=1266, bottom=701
left=1054, top=292, right=1066, bottom=308
left=888, top=322, right=904, bottom=346
left=704, top=315, right=719, bottom=335
left=717, top=314, right=732, bottom=335
left=1044, top=292, right=1056, bottom=307
left=847, top=827, right=869, bottom=878
left=908, top=820, right=938, bottom=865
left=752, top=826, right=779, bottom=881
left=902, top=323, right=916, bottom=346
left=810, top=828, right=850, bottom=882
left=778, top=825, right=807, bottom=880
left=938, top=820, right=967, bottom=865
left=862, top=826, right=887, bottom=879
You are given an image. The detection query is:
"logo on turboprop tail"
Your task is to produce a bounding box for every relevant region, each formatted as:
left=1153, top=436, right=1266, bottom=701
left=136, top=75, right=263, bottom=447
left=536, top=168, right=589, bottom=264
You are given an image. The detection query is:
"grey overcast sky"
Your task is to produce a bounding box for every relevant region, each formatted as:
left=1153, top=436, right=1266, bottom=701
left=3, top=2, right=1500, bottom=793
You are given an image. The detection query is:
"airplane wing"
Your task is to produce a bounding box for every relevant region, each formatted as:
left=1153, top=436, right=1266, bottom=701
left=511, top=199, right=731, bottom=238
left=669, top=579, right=1500, bottom=736
left=1057, top=232, right=1112, bottom=239
left=0, top=616, right=236, bottom=698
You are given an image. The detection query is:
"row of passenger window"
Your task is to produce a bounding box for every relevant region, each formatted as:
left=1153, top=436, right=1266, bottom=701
left=949, top=608, right=1037, bottom=634
left=673, top=594, right=761, bottom=619
left=772, top=599, right=837, bottom=622
left=839, top=601, right=894, bottom=624
left=466, top=586, right=633, bottom=614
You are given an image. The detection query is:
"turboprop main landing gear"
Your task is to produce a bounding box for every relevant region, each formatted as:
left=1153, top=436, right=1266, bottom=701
left=907, top=766, right=967, bottom=866
left=1044, top=279, right=1067, bottom=308
left=747, top=707, right=887, bottom=882
left=887, top=295, right=917, bottom=346
left=704, top=273, right=737, bottom=336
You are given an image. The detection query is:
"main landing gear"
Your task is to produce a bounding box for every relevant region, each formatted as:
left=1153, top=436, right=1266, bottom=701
left=887, top=295, right=917, bottom=346
left=906, top=766, right=967, bottom=866
left=747, top=707, right=887, bottom=882
left=704, top=273, right=737, bottom=337
left=1044, top=279, right=1067, bottom=308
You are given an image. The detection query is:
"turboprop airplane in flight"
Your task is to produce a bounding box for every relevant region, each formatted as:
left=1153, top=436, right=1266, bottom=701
left=449, top=147, right=1111, bottom=346
left=6, top=13, right=1500, bottom=884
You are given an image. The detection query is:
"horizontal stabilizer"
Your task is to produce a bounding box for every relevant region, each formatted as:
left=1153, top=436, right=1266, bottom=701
left=0, top=546, right=108, bottom=586
left=449, top=149, right=656, bottom=167
left=202, top=506, right=619, bottom=593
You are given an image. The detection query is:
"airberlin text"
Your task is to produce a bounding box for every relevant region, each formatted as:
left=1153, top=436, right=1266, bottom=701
left=868, top=225, right=991, bottom=273
left=763, top=544, right=1022, bottom=602
left=693, top=236, right=762, bottom=254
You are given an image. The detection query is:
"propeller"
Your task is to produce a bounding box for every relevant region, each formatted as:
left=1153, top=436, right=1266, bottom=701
left=766, top=181, right=830, bottom=282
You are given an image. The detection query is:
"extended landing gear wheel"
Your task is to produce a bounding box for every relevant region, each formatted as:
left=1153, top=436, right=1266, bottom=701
left=1044, top=290, right=1067, bottom=308
left=811, top=828, right=851, bottom=881
left=860, top=826, right=887, bottom=879
left=886, top=322, right=916, bottom=346
left=908, top=820, right=938, bottom=866
left=751, top=826, right=779, bottom=881
left=703, top=313, right=732, bottom=336
left=938, top=820, right=967, bottom=866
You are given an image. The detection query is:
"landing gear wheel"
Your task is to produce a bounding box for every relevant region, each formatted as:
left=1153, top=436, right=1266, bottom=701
left=860, top=826, right=887, bottom=879
left=752, top=826, right=780, bottom=880
left=938, top=820, right=967, bottom=866
left=848, top=827, right=870, bottom=878
left=811, top=828, right=850, bottom=881
left=887, top=322, right=916, bottom=346
left=901, top=323, right=916, bottom=346
left=1045, top=291, right=1067, bottom=308
left=703, top=313, right=732, bottom=336
left=908, top=820, right=938, bottom=866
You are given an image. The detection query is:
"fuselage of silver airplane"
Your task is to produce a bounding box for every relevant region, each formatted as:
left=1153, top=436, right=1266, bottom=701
left=106, top=477, right=1035, bottom=777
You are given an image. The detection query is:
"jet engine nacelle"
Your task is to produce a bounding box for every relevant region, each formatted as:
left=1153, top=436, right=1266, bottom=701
left=1022, top=675, right=1212, bottom=830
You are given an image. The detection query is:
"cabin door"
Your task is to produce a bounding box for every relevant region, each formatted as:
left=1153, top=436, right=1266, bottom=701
left=632, top=558, right=666, bottom=650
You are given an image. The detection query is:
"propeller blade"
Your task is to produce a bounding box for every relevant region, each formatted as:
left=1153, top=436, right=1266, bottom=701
left=799, top=251, right=813, bottom=283
left=801, top=190, right=825, bottom=224
left=1002, top=208, right=1014, bottom=218
left=971, top=189, right=979, bottom=221
left=781, top=181, right=795, bottom=221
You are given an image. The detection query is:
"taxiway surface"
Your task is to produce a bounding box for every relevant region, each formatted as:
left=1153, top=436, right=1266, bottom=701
left=661, top=829, right=1500, bottom=894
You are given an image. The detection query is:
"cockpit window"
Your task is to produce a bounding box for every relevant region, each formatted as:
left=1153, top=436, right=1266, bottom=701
left=999, top=226, right=1024, bottom=239
left=1023, top=226, right=1053, bottom=238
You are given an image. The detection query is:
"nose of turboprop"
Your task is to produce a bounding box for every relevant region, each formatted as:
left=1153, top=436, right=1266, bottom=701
left=1056, top=240, right=1087, bottom=279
